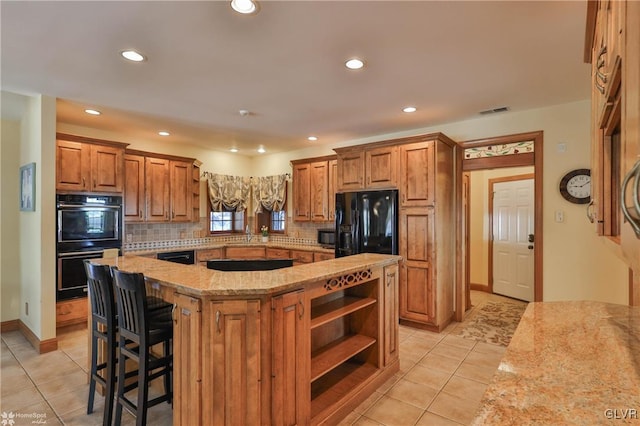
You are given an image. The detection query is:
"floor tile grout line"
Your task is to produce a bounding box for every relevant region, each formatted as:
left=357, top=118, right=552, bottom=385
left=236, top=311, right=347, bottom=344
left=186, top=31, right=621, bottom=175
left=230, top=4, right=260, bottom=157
left=2, top=337, right=65, bottom=425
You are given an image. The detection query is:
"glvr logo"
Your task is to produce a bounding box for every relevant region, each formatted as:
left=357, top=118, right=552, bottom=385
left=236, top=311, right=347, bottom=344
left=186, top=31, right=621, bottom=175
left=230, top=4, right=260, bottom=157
left=1, top=412, right=15, bottom=426
left=604, top=409, right=639, bottom=419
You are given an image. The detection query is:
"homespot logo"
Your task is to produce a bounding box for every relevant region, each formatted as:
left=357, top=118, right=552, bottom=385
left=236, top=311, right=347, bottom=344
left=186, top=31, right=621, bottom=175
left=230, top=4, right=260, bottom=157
left=1, top=411, right=48, bottom=424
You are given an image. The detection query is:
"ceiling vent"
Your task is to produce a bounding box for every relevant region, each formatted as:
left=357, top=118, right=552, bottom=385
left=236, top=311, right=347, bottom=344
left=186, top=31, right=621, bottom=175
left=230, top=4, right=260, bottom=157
left=479, top=106, right=509, bottom=115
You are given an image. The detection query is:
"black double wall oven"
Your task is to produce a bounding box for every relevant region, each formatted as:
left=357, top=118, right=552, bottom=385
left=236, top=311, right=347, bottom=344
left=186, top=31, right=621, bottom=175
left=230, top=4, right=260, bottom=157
left=56, top=194, right=123, bottom=300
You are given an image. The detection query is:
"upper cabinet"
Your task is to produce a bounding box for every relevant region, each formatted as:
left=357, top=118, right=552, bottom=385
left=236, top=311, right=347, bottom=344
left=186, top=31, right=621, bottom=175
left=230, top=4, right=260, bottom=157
left=125, top=150, right=198, bottom=223
left=399, top=141, right=435, bottom=207
left=335, top=145, right=397, bottom=191
left=291, top=156, right=336, bottom=222
left=56, top=134, right=127, bottom=193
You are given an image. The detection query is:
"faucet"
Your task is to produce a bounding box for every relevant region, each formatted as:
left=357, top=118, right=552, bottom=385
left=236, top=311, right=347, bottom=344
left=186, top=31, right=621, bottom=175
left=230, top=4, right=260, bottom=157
left=245, top=225, right=253, bottom=242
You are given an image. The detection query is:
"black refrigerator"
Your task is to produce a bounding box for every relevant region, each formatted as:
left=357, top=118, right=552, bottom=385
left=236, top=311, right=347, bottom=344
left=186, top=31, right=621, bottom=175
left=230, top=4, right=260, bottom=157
left=335, top=190, right=398, bottom=257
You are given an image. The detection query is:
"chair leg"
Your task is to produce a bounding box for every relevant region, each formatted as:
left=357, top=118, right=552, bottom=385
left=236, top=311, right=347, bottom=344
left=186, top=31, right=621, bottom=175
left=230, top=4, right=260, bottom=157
left=163, top=340, right=172, bottom=402
left=87, top=327, right=98, bottom=415
left=103, top=336, right=116, bottom=426
left=114, top=339, right=126, bottom=426
left=136, top=350, right=149, bottom=426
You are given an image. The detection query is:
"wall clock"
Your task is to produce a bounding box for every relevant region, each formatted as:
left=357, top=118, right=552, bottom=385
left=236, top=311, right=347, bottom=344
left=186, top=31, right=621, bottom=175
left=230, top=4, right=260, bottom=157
left=559, top=168, right=591, bottom=204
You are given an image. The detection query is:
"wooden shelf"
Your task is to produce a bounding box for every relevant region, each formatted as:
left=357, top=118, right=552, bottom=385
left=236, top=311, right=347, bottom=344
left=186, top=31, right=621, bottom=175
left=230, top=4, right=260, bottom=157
left=311, top=334, right=376, bottom=382
left=311, top=297, right=377, bottom=329
left=310, top=361, right=378, bottom=420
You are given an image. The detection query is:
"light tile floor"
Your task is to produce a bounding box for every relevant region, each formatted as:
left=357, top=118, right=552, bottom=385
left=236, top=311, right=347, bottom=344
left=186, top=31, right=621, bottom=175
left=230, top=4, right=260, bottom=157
left=0, top=291, right=518, bottom=426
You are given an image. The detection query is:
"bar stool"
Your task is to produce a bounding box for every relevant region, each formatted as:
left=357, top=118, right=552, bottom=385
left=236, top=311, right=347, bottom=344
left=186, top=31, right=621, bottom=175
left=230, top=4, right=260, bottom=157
left=111, top=268, right=173, bottom=426
left=84, top=260, right=118, bottom=426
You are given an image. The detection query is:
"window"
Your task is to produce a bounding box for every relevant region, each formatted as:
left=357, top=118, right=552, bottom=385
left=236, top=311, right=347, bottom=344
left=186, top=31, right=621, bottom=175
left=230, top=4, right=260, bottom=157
left=256, top=208, right=286, bottom=234
left=210, top=208, right=245, bottom=234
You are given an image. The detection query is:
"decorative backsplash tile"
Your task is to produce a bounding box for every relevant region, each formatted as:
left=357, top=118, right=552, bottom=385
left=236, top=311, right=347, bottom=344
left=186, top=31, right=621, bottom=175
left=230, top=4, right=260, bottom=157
left=464, top=140, right=534, bottom=159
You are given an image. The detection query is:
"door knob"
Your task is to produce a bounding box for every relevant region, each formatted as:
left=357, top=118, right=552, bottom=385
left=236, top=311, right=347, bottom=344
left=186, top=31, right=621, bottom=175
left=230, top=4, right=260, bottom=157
left=528, top=234, right=534, bottom=243
left=528, top=245, right=534, bottom=250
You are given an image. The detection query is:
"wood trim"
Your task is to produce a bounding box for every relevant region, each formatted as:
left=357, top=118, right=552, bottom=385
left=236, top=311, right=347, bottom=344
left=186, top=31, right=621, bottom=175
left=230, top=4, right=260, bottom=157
left=333, top=132, right=457, bottom=154
left=463, top=152, right=534, bottom=171
left=488, top=173, right=536, bottom=295
left=458, top=130, right=543, bottom=304
left=290, top=154, right=336, bottom=165
left=1, top=319, right=19, bottom=332
left=125, top=148, right=196, bottom=164
left=56, top=132, right=129, bottom=149
left=470, top=283, right=490, bottom=292
left=631, top=269, right=640, bottom=306
left=18, top=320, right=58, bottom=354
left=584, top=0, right=598, bottom=64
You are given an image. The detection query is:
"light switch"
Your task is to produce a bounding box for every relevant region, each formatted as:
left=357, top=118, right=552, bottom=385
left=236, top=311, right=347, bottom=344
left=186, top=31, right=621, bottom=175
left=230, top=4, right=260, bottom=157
left=557, top=143, right=566, bottom=153
left=555, top=210, right=564, bottom=223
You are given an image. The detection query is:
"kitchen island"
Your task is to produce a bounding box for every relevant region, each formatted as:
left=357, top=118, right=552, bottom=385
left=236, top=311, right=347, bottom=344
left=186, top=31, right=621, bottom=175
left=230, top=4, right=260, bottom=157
left=473, top=301, right=640, bottom=425
left=96, top=252, right=401, bottom=425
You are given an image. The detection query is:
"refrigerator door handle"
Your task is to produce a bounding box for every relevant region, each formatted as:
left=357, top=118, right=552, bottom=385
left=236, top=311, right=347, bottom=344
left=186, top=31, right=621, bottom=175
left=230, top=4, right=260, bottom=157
left=353, top=210, right=360, bottom=254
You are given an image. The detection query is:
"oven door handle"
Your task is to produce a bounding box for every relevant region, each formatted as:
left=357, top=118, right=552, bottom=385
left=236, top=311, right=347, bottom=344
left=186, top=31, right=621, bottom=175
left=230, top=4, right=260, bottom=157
left=57, top=203, right=122, bottom=209
left=57, top=250, right=106, bottom=258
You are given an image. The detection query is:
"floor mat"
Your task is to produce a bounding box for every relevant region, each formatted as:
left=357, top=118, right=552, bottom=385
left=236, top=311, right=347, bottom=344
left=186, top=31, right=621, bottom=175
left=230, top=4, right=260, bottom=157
left=451, top=299, right=528, bottom=346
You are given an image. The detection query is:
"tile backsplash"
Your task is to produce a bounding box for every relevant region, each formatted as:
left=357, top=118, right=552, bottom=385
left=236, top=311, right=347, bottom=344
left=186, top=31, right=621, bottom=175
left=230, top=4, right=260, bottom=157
left=123, top=217, right=331, bottom=250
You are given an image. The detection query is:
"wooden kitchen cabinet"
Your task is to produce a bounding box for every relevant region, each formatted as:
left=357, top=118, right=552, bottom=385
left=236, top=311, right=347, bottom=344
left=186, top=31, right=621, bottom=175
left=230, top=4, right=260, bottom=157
left=225, top=246, right=266, bottom=259
left=124, top=150, right=198, bottom=223
left=173, top=294, right=202, bottom=426
left=204, top=299, right=261, bottom=425
left=266, top=247, right=290, bottom=259
left=399, top=141, right=435, bottom=207
left=335, top=145, right=396, bottom=191
left=328, top=158, right=338, bottom=221
left=272, top=289, right=309, bottom=425
left=196, top=248, right=223, bottom=265
left=383, top=263, right=399, bottom=366
left=313, top=251, right=335, bottom=262
left=290, top=249, right=314, bottom=265
left=291, top=155, right=336, bottom=222
left=56, top=134, right=126, bottom=193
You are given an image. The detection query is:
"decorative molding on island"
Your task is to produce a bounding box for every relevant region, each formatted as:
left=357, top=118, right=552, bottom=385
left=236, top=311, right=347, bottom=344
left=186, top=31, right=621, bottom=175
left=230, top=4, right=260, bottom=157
left=96, top=253, right=400, bottom=425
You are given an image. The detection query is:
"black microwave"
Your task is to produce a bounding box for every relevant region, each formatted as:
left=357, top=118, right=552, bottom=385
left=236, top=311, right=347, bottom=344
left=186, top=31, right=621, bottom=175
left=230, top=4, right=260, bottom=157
left=317, top=229, right=336, bottom=247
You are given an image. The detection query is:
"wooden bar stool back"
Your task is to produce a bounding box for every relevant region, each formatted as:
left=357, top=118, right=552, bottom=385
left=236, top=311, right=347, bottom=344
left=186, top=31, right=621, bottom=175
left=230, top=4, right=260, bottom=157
left=111, top=268, right=173, bottom=426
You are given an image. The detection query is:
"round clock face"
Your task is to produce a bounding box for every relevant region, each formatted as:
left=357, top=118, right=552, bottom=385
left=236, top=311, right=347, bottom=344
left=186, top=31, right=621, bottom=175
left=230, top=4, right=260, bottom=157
left=559, top=169, right=591, bottom=204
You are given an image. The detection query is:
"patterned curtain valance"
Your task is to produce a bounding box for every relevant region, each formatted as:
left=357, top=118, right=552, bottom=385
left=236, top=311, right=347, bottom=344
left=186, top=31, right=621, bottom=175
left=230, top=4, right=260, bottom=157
left=204, top=172, right=251, bottom=212
left=252, top=174, right=288, bottom=213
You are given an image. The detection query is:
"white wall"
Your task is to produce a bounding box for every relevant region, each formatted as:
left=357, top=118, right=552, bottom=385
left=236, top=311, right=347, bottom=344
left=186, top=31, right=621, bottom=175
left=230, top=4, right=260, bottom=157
left=469, top=167, right=534, bottom=288
left=1, top=119, right=22, bottom=322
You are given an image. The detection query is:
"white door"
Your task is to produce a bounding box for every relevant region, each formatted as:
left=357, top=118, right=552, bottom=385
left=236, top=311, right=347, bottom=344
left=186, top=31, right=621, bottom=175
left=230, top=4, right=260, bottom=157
left=492, top=178, right=534, bottom=301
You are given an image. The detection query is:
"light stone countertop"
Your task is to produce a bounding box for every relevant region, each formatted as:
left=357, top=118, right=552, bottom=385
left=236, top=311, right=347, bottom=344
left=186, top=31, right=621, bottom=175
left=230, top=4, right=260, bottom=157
left=473, top=301, right=640, bottom=425
left=96, top=252, right=400, bottom=297
left=125, top=241, right=335, bottom=256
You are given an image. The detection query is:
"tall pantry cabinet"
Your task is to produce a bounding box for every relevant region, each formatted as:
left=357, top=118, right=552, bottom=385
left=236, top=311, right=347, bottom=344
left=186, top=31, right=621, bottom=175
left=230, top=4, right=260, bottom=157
left=334, top=133, right=457, bottom=331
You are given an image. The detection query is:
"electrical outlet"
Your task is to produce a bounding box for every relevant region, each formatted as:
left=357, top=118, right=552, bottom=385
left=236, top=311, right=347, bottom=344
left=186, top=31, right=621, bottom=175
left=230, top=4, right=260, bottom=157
left=555, top=210, right=564, bottom=223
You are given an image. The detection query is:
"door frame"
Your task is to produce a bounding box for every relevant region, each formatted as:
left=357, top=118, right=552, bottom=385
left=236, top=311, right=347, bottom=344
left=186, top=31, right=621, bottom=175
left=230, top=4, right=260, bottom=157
left=488, top=173, right=535, bottom=296
left=455, top=131, right=543, bottom=322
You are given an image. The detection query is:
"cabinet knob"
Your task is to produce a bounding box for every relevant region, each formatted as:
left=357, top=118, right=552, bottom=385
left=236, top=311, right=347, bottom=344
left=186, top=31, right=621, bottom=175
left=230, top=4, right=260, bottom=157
left=82, top=177, right=86, bottom=188
left=215, top=310, right=221, bottom=333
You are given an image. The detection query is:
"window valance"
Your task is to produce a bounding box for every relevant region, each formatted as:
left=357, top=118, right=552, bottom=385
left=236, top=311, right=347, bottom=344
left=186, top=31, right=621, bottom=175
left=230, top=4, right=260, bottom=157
left=252, top=174, right=288, bottom=213
left=203, top=172, right=251, bottom=212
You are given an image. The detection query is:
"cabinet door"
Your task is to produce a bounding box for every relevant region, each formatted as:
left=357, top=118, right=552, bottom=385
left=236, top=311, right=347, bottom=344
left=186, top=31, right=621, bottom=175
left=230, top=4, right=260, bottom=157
left=293, top=163, right=311, bottom=221
left=225, top=246, right=266, bottom=259
left=290, top=250, right=314, bottom=265
left=90, top=144, right=123, bottom=193
left=124, top=154, right=145, bottom=222
left=170, top=160, right=193, bottom=222
left=365, top=146, right=397, bottom=189
left=337, top=151, right=365, bottom=191
left=145, top=157, right=170, bottom=222
left=56, top=140, right=90, bottom=191
left=174, top=294, right=202, bottom=426
left=310, top=161, right=329, bottom=221
left=313, top=252, right=335, bottom=262
left=328, top=159, right=338, bottom=222
left=272, top=290, right=310, bottom=425
left=399, top=210, right=435, bottom=324
left=400, top=141, right=435, bottom=207
left=207, top=300, right=261, bottom=426
left=383, top=264, right=399, bottom=366
left=266, top=248, right=290, bottom=259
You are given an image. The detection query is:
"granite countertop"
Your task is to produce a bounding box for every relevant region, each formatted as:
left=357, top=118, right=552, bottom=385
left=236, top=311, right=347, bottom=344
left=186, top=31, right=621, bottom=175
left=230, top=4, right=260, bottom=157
left=126, top=241, right=335, bottom=256
left=96, top=253, right=400, bottom=297
left=473, top=301, right=640, bottom=425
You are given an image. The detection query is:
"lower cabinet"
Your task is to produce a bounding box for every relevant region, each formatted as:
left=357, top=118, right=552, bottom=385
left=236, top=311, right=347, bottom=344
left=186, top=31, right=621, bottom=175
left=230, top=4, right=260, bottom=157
left=383, top=264, right=399, bottom=366
left=204, top=299, right=261, bottom=426
left=272, top=289, right=310, bottom=425
left=173, top=294, right=202, bottom=425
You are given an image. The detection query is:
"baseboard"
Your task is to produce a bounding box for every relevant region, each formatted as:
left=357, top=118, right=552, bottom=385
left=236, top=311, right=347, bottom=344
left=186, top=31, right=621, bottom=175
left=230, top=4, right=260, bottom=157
left=17, top=320, right=58, bottom=354
left=1, top=319, right=19, bottom=332
left=470, top=283, right=490, bottom=292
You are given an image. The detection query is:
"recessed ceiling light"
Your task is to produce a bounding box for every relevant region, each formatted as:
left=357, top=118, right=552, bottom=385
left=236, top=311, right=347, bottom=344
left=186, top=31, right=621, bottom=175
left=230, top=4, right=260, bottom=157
left=402, top=106, right=417, bottom=113
left=158, top=131, right=170, bottom=136
left=231, top=0, right=257, bottom=14
left=230, top=148, right=239, bottom=153
left=257, top=147, right=266, bottom=154
left=345, top=58, right=364, bottom=70
left=84, top=109, right=101, bottom=115
left=121, top=50, right=146, bottom=62
left=307, top=136, right=318, bottom=141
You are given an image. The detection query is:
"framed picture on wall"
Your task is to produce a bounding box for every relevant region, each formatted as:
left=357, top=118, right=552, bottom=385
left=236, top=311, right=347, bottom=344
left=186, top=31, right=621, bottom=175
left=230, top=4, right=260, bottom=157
left=20, top=162, right=36, bottom=212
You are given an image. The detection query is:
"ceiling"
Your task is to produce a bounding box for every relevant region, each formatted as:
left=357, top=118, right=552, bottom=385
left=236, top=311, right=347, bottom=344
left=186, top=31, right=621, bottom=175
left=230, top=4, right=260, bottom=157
left=1, top=1, right=590, bottom=156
